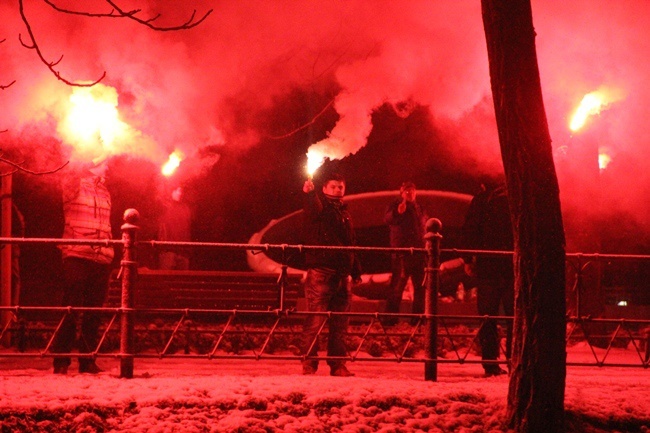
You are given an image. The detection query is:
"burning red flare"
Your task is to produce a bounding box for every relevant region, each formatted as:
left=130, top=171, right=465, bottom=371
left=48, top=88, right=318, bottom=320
left=569, top=87, right=624, bottom=132
left=57, top=84, right=129, bottom=160
left=306, top=149, right=326, bottom=178
left=305, top=135, right=351, bottom=178
left=570, top=93, right=604, bottom=132
left=162, top=150, right=185, bottom=177
left=598, top=148, right=612, bottom=171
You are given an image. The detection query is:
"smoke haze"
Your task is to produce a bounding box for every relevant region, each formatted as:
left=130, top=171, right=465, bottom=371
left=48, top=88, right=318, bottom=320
left=1, top=0, right=649, bottom=253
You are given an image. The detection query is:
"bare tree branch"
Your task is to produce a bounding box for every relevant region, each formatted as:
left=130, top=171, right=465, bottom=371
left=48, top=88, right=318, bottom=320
left=1, top=38, right=15, bottom=132
left=4, top=1, right=212, bottom=175
left=18, top=0, right=212, bottom=87
left=104, top=1, right=212, bottom=31
left=1, top=38, right=16, bottom=90
left=43, top=0, right=213, bottom=31
left=0, top=168, right=19, bottom=177
left=268, top=98, right=336, bottom=140
left=0, top=155, right=69, bottom=177
left=0, top=80, right=16, bottom=90
left=18, top=0, right=105, bottom=87
left=43, top=0, right=122, bottom=18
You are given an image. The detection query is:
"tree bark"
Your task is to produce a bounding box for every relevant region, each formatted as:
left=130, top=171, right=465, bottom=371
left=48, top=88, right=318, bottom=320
left=481, top=1, right=567, bottom=432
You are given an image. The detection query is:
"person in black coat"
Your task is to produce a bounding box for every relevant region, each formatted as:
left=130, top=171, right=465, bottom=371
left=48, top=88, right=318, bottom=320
left=300, top=172, right=362, bottom=377
left=384, top=181, right=426, bottom=322
left=158, top=186, right=192, bottom=270
left=461, top=177, right=514, bottom=377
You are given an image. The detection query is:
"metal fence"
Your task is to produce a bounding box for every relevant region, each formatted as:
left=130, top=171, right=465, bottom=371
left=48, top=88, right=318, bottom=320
left=1, top=209, right=649, bottom=380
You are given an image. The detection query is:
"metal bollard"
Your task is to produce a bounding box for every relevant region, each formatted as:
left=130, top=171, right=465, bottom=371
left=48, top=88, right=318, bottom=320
left=119, top=209, right=140, bottom=378
left=424, top=218, right=442, bottom=381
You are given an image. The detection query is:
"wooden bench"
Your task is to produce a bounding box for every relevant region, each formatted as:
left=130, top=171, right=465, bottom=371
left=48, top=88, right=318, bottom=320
left=106, top=268, right=303, bottom=311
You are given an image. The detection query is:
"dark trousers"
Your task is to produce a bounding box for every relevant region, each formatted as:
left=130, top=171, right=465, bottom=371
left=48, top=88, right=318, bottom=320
left=387, top=253, right=425, bottom=314
left=51, top=257, right=111, bottom=369
left=301, top=268, right=350, bottom=369
left=476, top=276, right=514, bottom=371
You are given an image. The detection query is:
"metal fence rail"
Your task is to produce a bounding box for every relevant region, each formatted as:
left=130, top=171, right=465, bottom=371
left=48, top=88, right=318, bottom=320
left=1, top=209, right=649, bottom=380
left=1, top=307, right=649, bottom=368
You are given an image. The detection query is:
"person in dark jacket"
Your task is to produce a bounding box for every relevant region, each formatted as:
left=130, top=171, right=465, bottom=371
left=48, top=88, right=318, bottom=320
left=52, top=157, right=114, bottom=375
left=158, top=186, right=192, bottom=270
left=461, top=177, right=514, bottom=377
left=301, top=172, right=362, bottom=377
left=384, top=181, right=426, bottom=323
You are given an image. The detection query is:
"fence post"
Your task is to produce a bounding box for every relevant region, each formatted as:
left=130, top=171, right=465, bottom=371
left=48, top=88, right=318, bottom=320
left=424, top=218, right=442, bottom=381
left=0, top=174, right=13, bottom=347
left=119, top=208, right=140, bottom=378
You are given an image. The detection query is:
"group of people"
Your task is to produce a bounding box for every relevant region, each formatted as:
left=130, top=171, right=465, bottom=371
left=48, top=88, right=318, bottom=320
left=52, top=158, right=514, bottom=379
left=299, top=172, right=514, bottom=378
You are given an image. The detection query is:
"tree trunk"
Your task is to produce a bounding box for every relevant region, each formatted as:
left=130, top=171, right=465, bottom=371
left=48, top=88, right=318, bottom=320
left=481, top=1, right=567, bottom=432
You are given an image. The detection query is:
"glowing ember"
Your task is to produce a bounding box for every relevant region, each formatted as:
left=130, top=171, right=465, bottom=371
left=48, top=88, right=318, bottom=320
left=162, top=150, right=185, bottom=177
left=306, top=150, right=326, bottom=178
left=58, top=84, right=128, bottom=158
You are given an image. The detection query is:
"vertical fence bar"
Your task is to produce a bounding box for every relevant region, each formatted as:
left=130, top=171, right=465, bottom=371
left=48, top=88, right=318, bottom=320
left=277, top=264, right=288, bottom=311
left=424, top=218, right=442, bottom=381
left=575, top=257, right=584, bottom=318
left=119, top=209, right=140, bottom=378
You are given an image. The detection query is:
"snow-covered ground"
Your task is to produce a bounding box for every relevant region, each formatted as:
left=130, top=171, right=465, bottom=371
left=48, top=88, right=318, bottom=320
left=1, top=343, right=649, bottom=432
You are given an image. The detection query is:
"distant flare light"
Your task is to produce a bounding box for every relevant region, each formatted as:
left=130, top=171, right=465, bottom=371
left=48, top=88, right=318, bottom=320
left=569, top=86, right=624, bottom=132
left=598, top=148, right=612, bottom=172
left=162, top=150, right=185, bottom=177
left=570, top=92, right=605, bottom=132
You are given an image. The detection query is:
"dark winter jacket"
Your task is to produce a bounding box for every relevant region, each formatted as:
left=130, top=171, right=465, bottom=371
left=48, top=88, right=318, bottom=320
left=461, top=184, right=514, bottom=279
left=302, top=191, right=362, bottom=279
left=384, top=198, right=426, bottom=248
left=158, top=199, right=192, bottom=255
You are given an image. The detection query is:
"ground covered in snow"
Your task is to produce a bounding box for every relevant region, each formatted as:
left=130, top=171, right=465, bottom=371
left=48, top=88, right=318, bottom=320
left=1, top=343, right=649, bottom=432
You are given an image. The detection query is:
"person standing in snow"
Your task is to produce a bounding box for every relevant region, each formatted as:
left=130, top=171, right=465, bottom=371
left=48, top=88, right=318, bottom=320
left=383, top=181, right=427, bottom=324
left=158, top=185, right=192, bottom=270
left=300, top=172, right=362, bottom=377
left=461, top=175, right=514, bottom=377
left=52, top=157, right=114, bottom=375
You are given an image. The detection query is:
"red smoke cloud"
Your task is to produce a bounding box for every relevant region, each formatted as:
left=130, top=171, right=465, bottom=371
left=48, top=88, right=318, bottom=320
left=1, top=0, right=649, bottom=250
